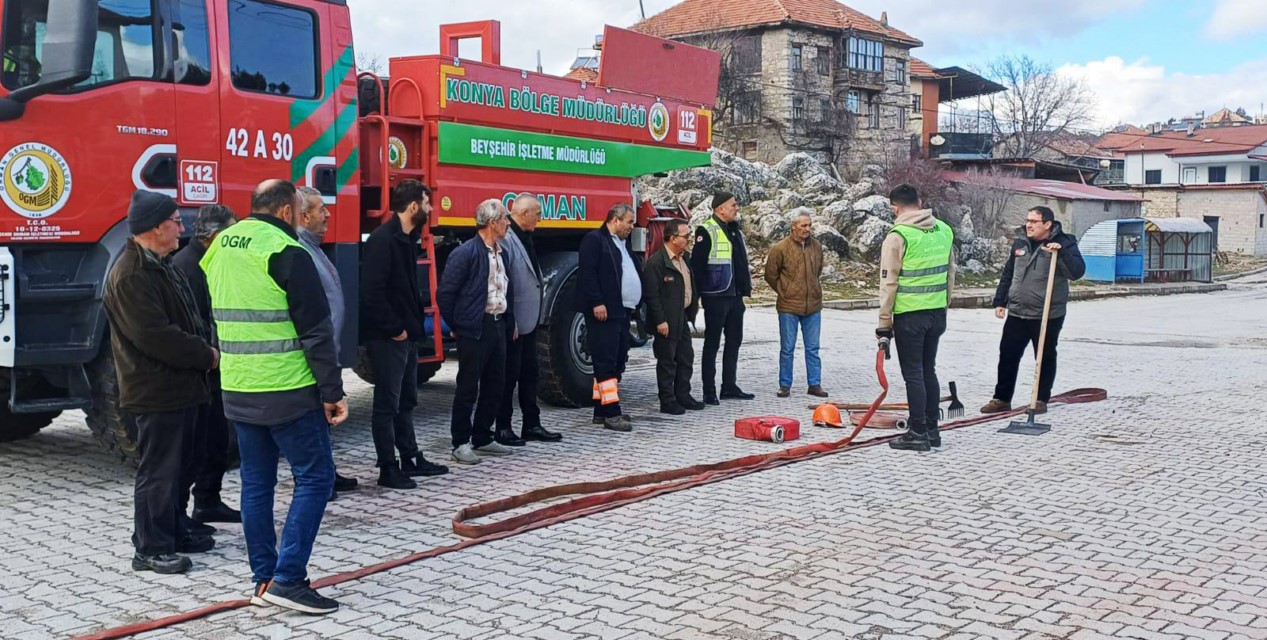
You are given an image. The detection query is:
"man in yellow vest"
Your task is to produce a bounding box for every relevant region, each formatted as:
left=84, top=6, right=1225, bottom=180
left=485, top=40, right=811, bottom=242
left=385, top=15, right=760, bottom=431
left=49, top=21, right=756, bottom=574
left=202, top=179, right=347, bottom=614
left=876, top=184, right=955, bottom=452
left=690, top=191, right=754, bottom=404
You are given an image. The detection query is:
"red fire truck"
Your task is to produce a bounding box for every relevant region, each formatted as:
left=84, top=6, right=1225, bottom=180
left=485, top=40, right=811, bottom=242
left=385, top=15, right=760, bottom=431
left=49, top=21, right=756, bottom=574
left=0, top=0, right=719, bottom=458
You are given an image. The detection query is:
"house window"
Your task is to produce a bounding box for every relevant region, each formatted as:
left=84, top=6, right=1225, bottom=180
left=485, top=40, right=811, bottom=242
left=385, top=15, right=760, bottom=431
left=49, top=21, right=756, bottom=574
left=792, top=96, right=804, bottom=121
left=734, top=35, right=762, bottom=74
left=1250, top=165, right=1261, bottom=182
left=1145, top=170, right=1162, bottom=184
left=845, top=89, right=861, bottom=114
left=912, top=94, right=922, bottom=113
left=1182, top=166, right=1197, bottom=183
left=731, top=90, right=761, bottom=125
left=867, top=95, right=880, bottom=128
left=230, top=0, right=320, bottom=98
left=844, top=36, right=883, bottom=73
left=816, top=46, right=831, bottom=75
left=741, top=140, right=758, bottom=160
left=1260, top=214, right=1264, bottom=228
left=818, top=98, right=832, bottom=122
left=895, top=59, right=906, bottom=84
left=791, top=45, right=802, bottom=72
left=897, top=105, right=907, bottom=129
left=1209, top=166, right=1227, bottom=183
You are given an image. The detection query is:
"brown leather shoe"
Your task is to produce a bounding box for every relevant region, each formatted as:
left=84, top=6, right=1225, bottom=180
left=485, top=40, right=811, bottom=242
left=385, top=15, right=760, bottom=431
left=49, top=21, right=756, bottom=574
left=1033, top=401, right=1048, bottom=414
left=776, top=387, right=790, bottom=398
left=807, top=385, right=828, bottom=398
left=980, top=398, right=1011, bottom=414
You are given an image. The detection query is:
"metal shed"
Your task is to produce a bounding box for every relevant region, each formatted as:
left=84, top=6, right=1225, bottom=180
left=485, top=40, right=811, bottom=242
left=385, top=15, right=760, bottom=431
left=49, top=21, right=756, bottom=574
left=1080, top=217, right=1213, bottom=283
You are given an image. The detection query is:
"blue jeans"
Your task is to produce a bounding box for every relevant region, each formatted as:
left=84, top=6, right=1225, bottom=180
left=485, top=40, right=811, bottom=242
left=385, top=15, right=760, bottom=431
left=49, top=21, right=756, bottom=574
left=778, top=312, right=821, bottom=388
left=235, top=409, right=334, bottom=586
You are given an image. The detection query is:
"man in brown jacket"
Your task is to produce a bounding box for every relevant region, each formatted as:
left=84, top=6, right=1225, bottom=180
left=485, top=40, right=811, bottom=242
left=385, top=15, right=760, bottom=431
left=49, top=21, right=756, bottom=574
left=103, top=190, right=220, bottom=575
left=764, top=211, right=826, bottom=398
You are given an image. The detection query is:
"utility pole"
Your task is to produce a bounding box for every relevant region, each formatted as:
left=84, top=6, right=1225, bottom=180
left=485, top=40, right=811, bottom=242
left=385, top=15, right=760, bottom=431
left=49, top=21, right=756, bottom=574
left=639, top=0, right=646, bottom=19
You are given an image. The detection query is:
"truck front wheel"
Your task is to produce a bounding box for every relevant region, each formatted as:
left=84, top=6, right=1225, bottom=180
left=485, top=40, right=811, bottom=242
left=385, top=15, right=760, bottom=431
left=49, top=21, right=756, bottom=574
left=84, top=346, right=140, bottom=466
left=537, top=274, right=594, bottom=407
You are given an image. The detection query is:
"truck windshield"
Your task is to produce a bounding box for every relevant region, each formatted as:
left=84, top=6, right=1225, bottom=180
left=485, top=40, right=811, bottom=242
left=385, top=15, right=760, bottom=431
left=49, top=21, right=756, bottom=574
left=1, top=0, right=158, bottom=92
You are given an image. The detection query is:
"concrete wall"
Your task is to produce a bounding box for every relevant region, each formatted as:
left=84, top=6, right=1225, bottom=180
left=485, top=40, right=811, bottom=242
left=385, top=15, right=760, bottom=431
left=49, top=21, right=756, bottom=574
left=1125, top=152, right=1180, bottom=185
left=1003, top=194, right=1141, bottom=237
left=1176, top=189, right=1267, bottom=255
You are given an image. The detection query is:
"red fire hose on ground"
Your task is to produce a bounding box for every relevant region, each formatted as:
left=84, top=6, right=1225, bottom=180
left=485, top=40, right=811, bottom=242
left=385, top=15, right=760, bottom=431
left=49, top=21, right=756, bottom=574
left=76, top=345, right=1106, bottom=640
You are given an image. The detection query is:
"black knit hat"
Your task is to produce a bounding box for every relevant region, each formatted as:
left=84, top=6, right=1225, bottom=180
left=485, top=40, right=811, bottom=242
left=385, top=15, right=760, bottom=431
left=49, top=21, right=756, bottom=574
left=127, top=190, right=178, bottom=235
left=711, top=191, right=735, bottom=210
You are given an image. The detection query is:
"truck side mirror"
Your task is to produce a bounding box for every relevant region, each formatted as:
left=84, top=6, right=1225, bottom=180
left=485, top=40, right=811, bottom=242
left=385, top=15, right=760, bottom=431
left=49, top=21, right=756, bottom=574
left=7, top=0, right=97, bottom=104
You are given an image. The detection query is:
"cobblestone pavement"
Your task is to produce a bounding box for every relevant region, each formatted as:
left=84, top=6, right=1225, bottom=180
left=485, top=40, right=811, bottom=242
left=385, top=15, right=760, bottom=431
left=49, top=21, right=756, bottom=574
left=3, top=274, right=1266, bottom=640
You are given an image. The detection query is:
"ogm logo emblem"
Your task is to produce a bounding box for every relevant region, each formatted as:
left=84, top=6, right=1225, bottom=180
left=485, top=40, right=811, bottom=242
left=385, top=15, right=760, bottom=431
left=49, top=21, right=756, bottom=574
left=648, top=103, right=669, bottom=142
left=1, top=142, right=72, bottom=219
left=387, top=137, right=408, bottom=169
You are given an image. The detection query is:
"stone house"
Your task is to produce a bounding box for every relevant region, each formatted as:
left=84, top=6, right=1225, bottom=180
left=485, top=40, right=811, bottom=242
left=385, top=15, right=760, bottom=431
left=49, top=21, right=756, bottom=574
left=632, top=0, right=921, bottom=174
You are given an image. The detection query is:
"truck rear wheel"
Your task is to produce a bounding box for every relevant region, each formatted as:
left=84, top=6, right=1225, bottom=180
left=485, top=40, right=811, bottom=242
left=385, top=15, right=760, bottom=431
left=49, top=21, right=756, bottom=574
left=0, top=369, right=60, bottom=442
left=84, top=346, right=140, bottom=466
left=538, top=274, right=594, bottom=407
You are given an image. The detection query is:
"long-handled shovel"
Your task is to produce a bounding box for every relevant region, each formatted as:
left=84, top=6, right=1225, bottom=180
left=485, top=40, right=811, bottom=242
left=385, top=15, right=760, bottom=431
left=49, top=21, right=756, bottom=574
left=1000, top=245, right=1060, bottom=435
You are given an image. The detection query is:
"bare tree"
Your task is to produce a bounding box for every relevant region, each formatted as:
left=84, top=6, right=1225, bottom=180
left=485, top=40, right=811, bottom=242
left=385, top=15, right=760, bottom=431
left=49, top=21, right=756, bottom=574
left=950, top=167, right=1016, bottom=237
left=977, top=54, right=1095, bottom=160
left=675, top=22, right=763, bottom=145
left=356, top=51, right=385, bottom=75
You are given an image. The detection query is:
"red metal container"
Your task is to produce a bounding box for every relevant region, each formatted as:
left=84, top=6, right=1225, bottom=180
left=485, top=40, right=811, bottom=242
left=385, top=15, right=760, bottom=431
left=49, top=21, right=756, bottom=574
left=734, top=416, right=801, bottom=443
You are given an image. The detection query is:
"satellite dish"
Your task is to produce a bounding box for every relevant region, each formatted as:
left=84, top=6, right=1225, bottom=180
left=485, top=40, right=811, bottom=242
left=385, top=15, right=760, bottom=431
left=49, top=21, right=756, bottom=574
left=929, top=134, right=946, bottom=146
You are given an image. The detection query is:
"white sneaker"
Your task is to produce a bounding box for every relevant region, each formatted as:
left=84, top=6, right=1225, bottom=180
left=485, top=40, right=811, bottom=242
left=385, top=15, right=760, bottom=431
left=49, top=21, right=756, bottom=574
left=474, top=441, right=514, bottom=456
left=452, top=444, right=481, bottom=465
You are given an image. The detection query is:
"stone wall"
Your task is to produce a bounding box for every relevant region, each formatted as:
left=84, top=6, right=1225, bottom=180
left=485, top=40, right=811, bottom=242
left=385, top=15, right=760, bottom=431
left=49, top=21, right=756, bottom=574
left=1176, top=189, right=1267, bottom=255
left=1004, top=194, right=1142, bottom=237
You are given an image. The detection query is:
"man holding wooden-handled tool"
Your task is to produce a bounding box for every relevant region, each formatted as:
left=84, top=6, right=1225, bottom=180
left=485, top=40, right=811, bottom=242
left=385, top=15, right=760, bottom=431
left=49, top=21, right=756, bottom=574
left=983, top=206, right=1086, bottom=424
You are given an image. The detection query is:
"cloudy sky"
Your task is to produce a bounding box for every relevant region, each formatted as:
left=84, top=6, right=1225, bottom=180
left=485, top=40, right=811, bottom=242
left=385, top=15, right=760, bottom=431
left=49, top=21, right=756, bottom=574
left=349, top=0, right=1267, bottom=129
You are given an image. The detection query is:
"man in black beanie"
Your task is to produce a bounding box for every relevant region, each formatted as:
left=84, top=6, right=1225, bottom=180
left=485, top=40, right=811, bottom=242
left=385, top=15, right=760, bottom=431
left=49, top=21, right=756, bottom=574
left=690, top=191, right=754, bottom=404
left=103, top=190, right=220, bottom=574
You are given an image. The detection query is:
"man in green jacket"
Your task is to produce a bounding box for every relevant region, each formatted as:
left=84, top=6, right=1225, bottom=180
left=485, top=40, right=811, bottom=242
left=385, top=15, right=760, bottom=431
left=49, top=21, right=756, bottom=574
left=876, top=184, right=955, bottom=452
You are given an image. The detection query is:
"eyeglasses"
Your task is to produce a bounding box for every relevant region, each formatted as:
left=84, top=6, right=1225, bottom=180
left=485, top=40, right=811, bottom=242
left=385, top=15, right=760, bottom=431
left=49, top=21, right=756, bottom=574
left=1025, top=218, right=1046, bottom=224
left=672, top=233, right=691, bottom=239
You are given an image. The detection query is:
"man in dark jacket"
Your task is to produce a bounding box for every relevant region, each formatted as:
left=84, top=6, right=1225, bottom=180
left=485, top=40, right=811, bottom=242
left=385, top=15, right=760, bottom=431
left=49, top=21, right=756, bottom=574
left=691, top=191, right=754, bottom=404
left=496, top=195, right=563, bottom=445
left=103, top=190, right=219, bottom=575
left=438, top=199, right=517, bottom=464
left=202, top=179, right=347, bottom=614
left=171, top=204, right=240, bottom=535
left=642, top=218, right=703, bottom=415
left=578, top=203, right=642, bottom=431
left=981, top=206, right=1086, bottom=415
left=361, top=180, right=449, bottom=489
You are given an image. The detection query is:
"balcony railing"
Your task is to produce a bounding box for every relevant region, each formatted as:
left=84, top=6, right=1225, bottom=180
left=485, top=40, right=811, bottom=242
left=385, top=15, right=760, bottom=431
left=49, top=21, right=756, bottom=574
left=928, top=132, right=994, bottom=158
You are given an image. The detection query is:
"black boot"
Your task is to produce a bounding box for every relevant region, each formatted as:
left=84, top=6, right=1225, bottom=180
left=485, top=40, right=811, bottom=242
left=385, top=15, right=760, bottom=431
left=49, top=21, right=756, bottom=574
left=926, top=417, right=941, bottom=448
left=191, top=501, right=240, bottom=524
left=703, top=390, right=720, bottom=405
left=522, top=424, right=563, bottom=442
left=377, top=462, right=417, bottom=489
left=889, top=419, right=930, bottom=452
left=494, top=429, right=526, bottom=447
left=400, top=454, right=449, bottom=477
left=182, top=512, right=216, bottom=537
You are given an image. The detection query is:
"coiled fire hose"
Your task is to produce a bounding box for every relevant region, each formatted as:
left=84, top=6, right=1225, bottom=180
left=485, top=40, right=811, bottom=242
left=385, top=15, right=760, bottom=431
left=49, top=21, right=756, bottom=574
left=76, top=344, right=1106, bottom=640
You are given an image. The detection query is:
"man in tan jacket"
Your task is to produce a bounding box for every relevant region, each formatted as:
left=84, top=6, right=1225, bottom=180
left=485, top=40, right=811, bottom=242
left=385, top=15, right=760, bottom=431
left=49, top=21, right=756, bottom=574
left=876, top=184, right=956, bottom=451
left=765, top=211, right=827, bottom=398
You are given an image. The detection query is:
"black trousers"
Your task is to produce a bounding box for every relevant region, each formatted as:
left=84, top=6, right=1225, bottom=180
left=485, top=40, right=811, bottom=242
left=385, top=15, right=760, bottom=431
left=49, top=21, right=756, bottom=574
left=451, top=314, right=508, bottom=448
left=652, top=318, right=694, bottom=405
left=994, top=314, right=1066, bottom=404
left=179, top=393, right=231, bottom=512
left=133, top=407, right=198, bottom=556
left=367, top=339, right=420, bottom=467
left=701, top=296, right=744, bottom=393
left=586, top=309, right=630, bottom=419
left=497, top=328, right=542, bottom=433
left=893, top=309, right=947, bottom=429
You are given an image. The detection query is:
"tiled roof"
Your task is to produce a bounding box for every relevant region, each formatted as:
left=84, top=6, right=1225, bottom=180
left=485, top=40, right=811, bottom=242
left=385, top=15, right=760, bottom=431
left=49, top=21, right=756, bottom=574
left=631, top=0, right=921, bottom=46
left=563, top=67, right=599, bottom=83
left=941, top=170, right=1143, bottom=202
left=1096, top=123, right=1267, bottom=158
left=908, top=57, right=938, bottom=79
left=1204, top=107, right=1252, bottom=126
left=1045, top=137, right=1113, bottom=159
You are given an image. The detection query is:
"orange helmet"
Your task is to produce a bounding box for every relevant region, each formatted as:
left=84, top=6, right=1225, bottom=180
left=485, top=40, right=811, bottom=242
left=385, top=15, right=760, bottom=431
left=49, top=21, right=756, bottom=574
left=812, top=404, right=844, bottom=427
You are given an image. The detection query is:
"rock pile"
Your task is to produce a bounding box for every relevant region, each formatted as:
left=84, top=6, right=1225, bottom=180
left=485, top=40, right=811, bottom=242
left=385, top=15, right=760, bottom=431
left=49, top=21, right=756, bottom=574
left=636, top=149, right=1005, bottom=284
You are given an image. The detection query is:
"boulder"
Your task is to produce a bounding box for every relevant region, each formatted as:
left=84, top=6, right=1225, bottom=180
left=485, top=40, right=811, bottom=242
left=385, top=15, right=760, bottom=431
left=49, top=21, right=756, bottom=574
left=853, top=194, right=893, bottom=222
left=775, top=190, right=805, bottom=211
left=759, top=214, right=791, bottom=242
left=961, top=259, right=986, bottom=274
left=821, top=199, right=864, bottom=231
left=710, top=147, right=785, bottom=188
left=850, top=216, right=893, bottom=260
left=957, top=211, right=977, bottom=243
left=687, top=199, right=714, bottom=228
left=841, top=178, right=876, bottom=203
left=748, top=185, right=769, bottom=202
left=812, top=223, right=851, bottom=260
left=663, top=167, right=749, bottom=204
left=773, top=152, right=830, bottom=185
left=800, top=173, right=847, bottom=206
